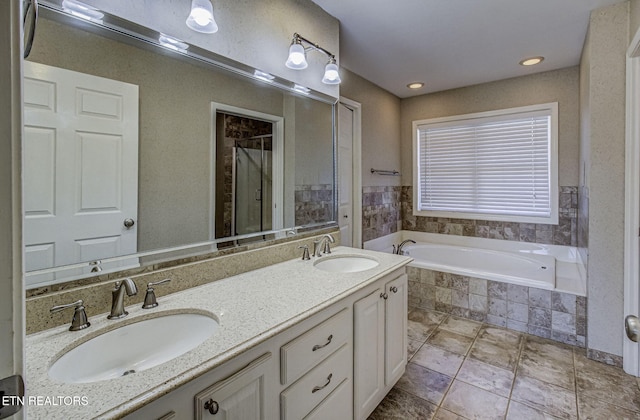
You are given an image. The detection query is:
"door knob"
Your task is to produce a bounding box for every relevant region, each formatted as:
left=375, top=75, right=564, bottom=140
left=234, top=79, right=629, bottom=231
left=626, top=315, right=640, bottom=342
left=123, top=218, right=135, bottom=229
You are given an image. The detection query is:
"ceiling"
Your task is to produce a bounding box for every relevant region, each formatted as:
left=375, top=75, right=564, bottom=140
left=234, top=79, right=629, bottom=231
left=311, top=0, right=625, bottom=98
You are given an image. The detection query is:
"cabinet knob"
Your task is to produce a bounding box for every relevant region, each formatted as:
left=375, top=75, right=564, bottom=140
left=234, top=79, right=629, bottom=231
left=390, top=286, right=398, bottom=293
left=380, top=292, right=388, bottom=300
left=204, top=399, right=219, bottom=415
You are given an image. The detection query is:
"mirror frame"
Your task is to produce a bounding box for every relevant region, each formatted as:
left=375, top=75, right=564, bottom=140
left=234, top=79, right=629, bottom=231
left=24, top=1, right=339, bottom=288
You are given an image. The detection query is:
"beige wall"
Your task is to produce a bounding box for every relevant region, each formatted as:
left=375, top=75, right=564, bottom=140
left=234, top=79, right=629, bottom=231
left=400, top=67, right=581, bottom=187
left=631, top=0, right=640, bottom=41
left=580, top=2, right=629, bottom=358
left=340, top=69, right=402, bottom=187
left=83, top=0, right=340, bottom=98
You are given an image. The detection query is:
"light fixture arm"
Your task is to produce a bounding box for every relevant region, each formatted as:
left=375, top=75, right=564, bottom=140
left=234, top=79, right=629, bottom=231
left=292, top=33, right=335, bottom=61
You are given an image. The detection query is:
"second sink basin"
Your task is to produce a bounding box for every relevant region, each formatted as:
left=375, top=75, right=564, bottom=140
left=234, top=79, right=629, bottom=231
left=49, top=312, right=219, bottom=384
left=313, top=255, right=379, bottom=273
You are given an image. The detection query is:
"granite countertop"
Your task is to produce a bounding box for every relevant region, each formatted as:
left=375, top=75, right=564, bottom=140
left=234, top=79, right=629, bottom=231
left=25, top=246, right=411, bottom=419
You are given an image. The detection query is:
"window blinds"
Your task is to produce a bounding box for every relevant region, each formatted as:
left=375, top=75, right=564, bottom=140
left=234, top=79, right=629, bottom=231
left=417, top=110, right=552, bottom=218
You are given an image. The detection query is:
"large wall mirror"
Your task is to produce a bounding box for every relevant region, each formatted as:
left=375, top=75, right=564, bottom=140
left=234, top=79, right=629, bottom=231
left=24, top=3, right=336, bottom=289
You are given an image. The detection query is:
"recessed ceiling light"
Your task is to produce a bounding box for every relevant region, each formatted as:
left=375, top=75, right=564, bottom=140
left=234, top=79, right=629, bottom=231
left=407, top=82, right=424, bottom=89
left=519, top=56, right=545, bottom=66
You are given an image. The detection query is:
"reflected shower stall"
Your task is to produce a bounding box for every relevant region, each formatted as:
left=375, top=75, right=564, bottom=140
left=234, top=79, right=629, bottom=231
left=233, top=135, right=273, bottom=235
left=215, top=112, right=274, bottom=241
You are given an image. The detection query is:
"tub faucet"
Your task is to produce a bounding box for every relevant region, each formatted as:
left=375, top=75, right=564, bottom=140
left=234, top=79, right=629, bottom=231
left=395, top=239, right=416, bottom=255
left=108, top=278, right=138, bottom=319
left=313, top=233, right=335, bottom=257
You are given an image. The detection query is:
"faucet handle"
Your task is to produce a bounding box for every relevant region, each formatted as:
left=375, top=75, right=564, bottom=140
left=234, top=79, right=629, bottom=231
left=142, top=279, right=171, bottom=309
left=50, top=300, right=91, bottom=331
left=322, top=240, right=332, bottom=255
left=298, top=245, right=310, bottom=260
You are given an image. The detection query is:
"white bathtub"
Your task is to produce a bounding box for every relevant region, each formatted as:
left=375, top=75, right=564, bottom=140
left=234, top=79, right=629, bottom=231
left=401, top=242, right=556, bottom=290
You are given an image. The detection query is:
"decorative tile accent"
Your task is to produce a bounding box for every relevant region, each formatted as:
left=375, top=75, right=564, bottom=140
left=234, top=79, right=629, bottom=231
left=409, top=267, right=587, bottom=348
left=294, top=184, right=333, bottom=226
left=400, top=185, right=578, bottom=246
left=362, top=186, right=401, bottom=242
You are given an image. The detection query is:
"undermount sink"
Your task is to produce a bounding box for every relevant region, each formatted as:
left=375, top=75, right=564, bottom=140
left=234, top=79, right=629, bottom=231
left=49, top=313, right=219, bottom=384
left=313, top=255, right=379, bottom=273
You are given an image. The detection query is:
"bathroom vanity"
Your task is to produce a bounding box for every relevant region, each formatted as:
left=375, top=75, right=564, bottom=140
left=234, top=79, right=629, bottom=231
left=25, top=247, right=410, bottom=419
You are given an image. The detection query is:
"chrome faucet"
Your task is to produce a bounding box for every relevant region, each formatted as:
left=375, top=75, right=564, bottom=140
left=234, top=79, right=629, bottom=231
left=313, top=233, right=335, bottom=257
left=107, top=278, right=138, bottom=319
left=394, top=239, right=416, bottom=255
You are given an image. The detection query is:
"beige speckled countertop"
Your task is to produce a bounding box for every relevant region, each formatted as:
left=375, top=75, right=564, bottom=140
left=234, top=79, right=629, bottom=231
left=25, top=247, right=411, bottom=419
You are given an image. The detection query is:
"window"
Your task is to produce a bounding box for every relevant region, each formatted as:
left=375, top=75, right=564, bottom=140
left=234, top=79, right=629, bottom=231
left=412, top=103, right=558, bottom=224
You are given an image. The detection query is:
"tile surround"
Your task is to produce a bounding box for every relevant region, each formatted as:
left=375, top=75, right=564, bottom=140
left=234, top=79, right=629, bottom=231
left=370, top=310, right=640, bottom=419
left=294, top=184, right=333, bottom=225
left=407, top=266, right=587, bottom=349
left=362, top=186, right=402, bottom=242
left=400, top=185, right=579, bottom=246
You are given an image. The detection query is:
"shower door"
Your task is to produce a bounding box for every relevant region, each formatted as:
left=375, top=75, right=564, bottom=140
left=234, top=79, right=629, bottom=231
left=233, top=139, right=273, bottom=236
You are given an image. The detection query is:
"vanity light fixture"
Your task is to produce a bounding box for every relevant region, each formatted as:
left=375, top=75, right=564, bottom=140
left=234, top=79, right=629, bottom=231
left=61, top=0, right=104, bottom=24
left=407, top=82, right=424, bottom=89
left=186, top=0, right=218, bottom=33
left=254, top=69, right=275, bottom=83
left=293, top=84, right=311, bottom=95
left=158, top=34, right=189, bottom=53
left=519, top=56, right=544, bottom=66
left=286, top=33, right=341, bottom=85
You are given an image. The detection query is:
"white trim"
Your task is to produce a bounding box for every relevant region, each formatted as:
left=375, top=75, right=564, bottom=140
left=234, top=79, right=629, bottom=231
left=209, top=103, right=285, bottom=242
left=623, top=27, right=640, bottom=376
left=412, top=102, right=559, bottom=225
left=339, top=97, right=363, bottom=248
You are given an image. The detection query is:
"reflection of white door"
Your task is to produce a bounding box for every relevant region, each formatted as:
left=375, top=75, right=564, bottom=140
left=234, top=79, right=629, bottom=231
left=338, top=98, right=362, bottom=248
left=23, top=62, right=139, bottom=287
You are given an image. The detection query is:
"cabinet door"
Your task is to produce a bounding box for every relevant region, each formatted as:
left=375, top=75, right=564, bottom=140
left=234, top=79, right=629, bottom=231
left=195, top=353, right=272, bottom=420
left=353, top=288, right=385, bottom=420
left=385, top=274, right=408, bottom=385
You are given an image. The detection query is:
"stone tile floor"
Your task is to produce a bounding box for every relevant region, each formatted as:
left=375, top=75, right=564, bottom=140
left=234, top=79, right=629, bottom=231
left=369, top=307, right=640, bottom=419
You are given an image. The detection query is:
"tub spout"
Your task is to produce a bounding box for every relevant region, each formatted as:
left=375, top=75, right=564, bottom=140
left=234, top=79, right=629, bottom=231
left=395, top=239, right=416, bottom=255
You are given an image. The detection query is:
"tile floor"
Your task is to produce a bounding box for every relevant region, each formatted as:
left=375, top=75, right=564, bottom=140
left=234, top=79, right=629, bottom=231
left=369, top=307, right=640, bottom=419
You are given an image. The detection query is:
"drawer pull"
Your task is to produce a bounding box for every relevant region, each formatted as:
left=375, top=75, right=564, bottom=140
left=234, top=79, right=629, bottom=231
left=380, top=292, right=388, bottom=300
left=390, top=286, right=398, bottom=293
left=312, top=334, right=333, bottom=351
left=204, top=399, right=219, bottom=415
left=311, top=373, right=332, bottom=393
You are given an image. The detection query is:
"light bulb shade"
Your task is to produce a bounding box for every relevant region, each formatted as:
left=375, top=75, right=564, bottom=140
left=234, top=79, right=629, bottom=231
left=186, top=0, right=218, bottom=33
left=322, top=62, right=341, bottom=84
left=285, top=43, right=308, bottom=70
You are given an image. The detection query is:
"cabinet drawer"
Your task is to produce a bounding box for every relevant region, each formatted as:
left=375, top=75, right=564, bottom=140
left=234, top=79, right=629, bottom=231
left=304, top=378, right=352, bottom=420
left=281, top=344, right=350, bottom=420
left=280, top=308, right=349, bottom=385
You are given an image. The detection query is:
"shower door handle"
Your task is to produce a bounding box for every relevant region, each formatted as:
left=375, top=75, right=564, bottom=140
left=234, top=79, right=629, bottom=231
left=626, top=315, right=640, bottom=342
left=254, top=189, right=262, bottom=201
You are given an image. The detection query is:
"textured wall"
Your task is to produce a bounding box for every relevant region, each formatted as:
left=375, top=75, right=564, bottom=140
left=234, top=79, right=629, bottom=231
left=340, top=69, right=402, bottom=188
left=580, top=2, right=629, bottom=361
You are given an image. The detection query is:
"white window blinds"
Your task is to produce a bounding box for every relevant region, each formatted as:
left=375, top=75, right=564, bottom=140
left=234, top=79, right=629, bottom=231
left=415, top=106, right=556, bottom=220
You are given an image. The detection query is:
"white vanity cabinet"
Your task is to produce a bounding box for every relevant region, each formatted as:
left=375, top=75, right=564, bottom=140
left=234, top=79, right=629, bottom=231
left=353, top=273, right=408, bottom=420
left=125, top=267, right=407, bottom=420
left=194, top=353, right=273, bottom=420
